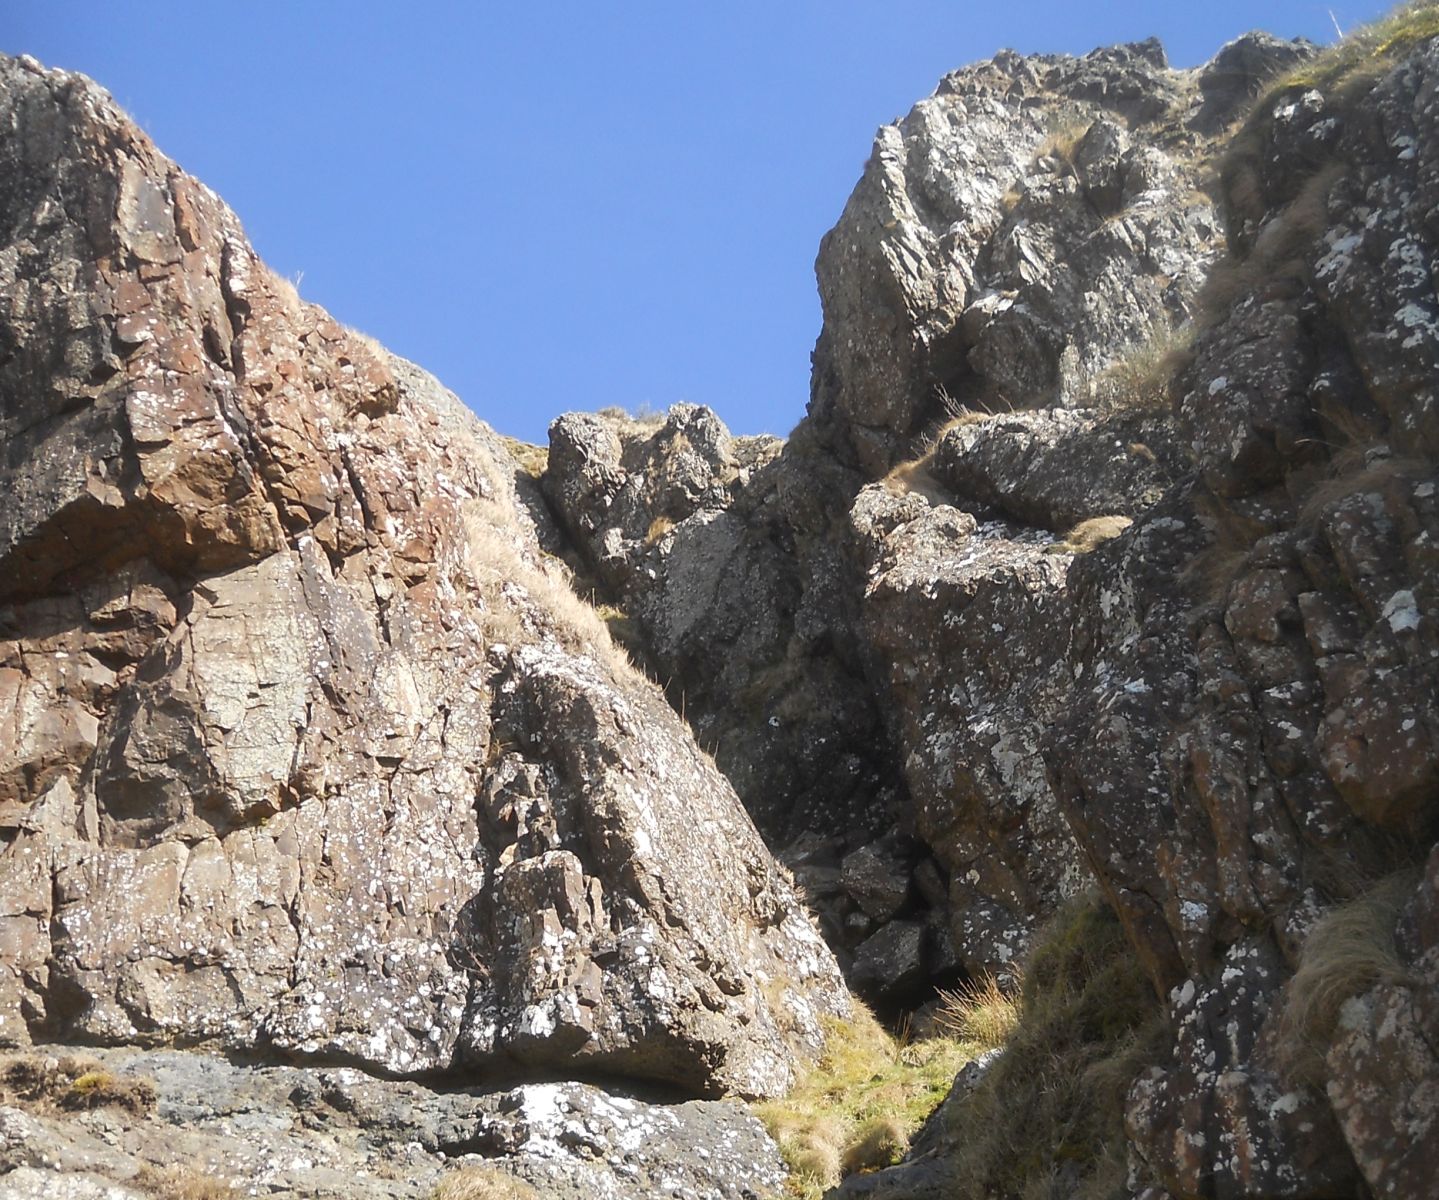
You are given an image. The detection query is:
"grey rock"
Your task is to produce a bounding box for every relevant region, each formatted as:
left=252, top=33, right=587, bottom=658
left=0, top=1046, right=787, bottom=1200
left=930, top=407, right=1178, bottom=530
left=0, top=53, right=847, bottom=1099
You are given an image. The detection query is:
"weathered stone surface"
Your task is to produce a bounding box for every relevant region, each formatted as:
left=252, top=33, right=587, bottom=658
left=1045, top=35, right=1439, bottom=1199
left=930, top=407, right=1180, bottom=531
left=7, top=20, right=1439, bottom=1200
left=0, top=53, right=847, bottom=1099
left=808, top=42, right=1224, bottom=475
left=853, top=490, right=1090, bottom=979
left=1191, top=33, right=1318, bottom=133
left=0, top=1046, right=788, bottom=1200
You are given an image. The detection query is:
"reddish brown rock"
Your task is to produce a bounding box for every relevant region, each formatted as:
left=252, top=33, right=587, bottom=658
left=0, top=54, right=847, bottom=1098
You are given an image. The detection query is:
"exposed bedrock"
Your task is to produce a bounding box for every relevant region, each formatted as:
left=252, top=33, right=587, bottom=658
left=0, top=52, right=848, bottom=1103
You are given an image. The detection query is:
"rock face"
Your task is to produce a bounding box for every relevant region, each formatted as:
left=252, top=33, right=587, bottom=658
left=542, top=39, right=1225, bottom=997
left=548, top=25, right=1439, bottom=1200
left=0, top=1045, right=787, bottom=1200
left=0, top=53, right=847, bottom=1103
left=1047, top=35, right=1439, bottom=1198
left=7, top=18, right=1439, bottom=1200
left=807, top=39, right=1226, bottom=476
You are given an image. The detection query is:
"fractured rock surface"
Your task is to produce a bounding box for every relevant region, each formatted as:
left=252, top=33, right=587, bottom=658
left=0, top=52, right=847, bottom=1103
left=0, top=1045, right=785, bottom=1200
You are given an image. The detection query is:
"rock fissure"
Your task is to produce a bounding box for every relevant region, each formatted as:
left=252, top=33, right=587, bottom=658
left=5, top=20, right=1439, bottom=1200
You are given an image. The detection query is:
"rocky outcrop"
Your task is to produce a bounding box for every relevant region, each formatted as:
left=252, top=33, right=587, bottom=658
left=0, top=1045, right=786, bottom=1199
left=0, top=53, right=847, bottom=1103
left=8, top=15, right=1439, bottom=1200
left=1045, top=32, right=1439, bottom=1197
left=807, top=39, right=1235, bottom=477
left=541, top=40, right=1243, bottom=1004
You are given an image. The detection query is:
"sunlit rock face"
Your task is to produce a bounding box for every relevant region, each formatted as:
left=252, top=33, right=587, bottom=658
left=6, top=15, right=1439, bottom=1200
left=542, top=38, right=1229, bottom=1002
left=0, top=52, right=848, bottom=1102
left=548, top=28, right=1439, bottom=1200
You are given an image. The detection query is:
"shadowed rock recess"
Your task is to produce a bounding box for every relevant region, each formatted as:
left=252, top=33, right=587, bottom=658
left=3, top=12, right=1439, bottom=1200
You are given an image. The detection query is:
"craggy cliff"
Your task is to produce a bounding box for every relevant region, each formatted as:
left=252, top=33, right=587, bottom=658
left=0, top=46, right=847, bottom=1161
left=3, top=8, right=1439, bottom=1200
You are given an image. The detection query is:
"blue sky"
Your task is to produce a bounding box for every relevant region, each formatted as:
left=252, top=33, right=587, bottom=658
left=10, top=2, right=1395, bottom=444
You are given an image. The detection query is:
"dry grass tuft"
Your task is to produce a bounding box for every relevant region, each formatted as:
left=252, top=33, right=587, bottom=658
left=62, top=1069, right=156, bottom=1115
left=883, top=410, right=998, bottom=502
left=598, top=403, right=666, bottom=429
left=1, top=1055, right=156, bottom=1118
left=1198, top=163, right=1344, bottom=327
left=882, top=452, right=949, bottom=504
left=133, top=1164, right=240, bottom=1200
left=1045, top=515, right=1133, bottom=556
left=593, top=602, right=646, bottom=661
left=1090, top=327, right=1193, bottom=416
left=1035, top=117, right=1093, bottom=174
left=754, top=1004, right=979, bottom=1197
left=933, top=975, right=1021, bottom=1050
left=1276, top=868, right=1419, bottom=1085
left=460, top=495, right=643, bottom=683
left=1271, top=2, right=1439, bottom=99
left=1295, top=449, right=1429, bottom=533
left=1181, top=494, right=1272, bottom=613
left=428, top=1167, right=541, bottom=1200
left=501, top=436, right=548, bottom=480
left=645, top=514, right=676, bottom=546
left=840, top=1115, right=911, bottom=1175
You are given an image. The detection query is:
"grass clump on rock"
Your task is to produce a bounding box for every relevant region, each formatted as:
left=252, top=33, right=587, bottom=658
left=133, top=1164, right=240, bottom=1200
left=939, top=893, right=1167, bottom=1200
left=1276, top=868, right=1419, bottom=1085
left=0, top=1053, right=157, bottom=1117
left=754, top=1004, right=986, bottom=1198
left=428, top=1166, right=540, bottom=1200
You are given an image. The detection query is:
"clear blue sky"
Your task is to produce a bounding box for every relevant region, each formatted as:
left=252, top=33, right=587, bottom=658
left=10, top=2, right=1394, bottom=444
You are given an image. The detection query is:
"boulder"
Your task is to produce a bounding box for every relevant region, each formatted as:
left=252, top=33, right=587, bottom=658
left=0, top=53, right=847, bottom=1099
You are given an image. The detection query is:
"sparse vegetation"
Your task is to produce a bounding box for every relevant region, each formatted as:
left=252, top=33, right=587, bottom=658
left=598, top=403, right=666, bottom=429
left=1267, top=2, right=1439, bottom=101
left=1, top=1054, right=156, bottom=1117
left=1295, top=448, right=1428, bottom=533
left=1219, top=3, right=1438, bottom=259
left=755, top=895, right=1165, bottom=1200
left=501, top=435, right=548, bottom=480
left=1181, top=492, right=1273, bottom=613
left=428, top=1166, right=541, bottom=1200
left=938, top=894, right=1167, bottom=1200
left=933, top=974, right=1021, bottom=1050
left=1090, top=327, right=1193, bottom=416
left=460, top=492, right=642, bottom=682
left=1197, top=163, right=1344, bottom=328
left=753, top=1004, right=981, bottom=1198
left=645, top=514, right=676, bottom=546
left=1276, top=868, right=1420, bottom=1085
left=1034, top=116, right=1093, bottom=175
left=1045, top=515, right=1133, bottom=555
left=882, top=410, right=996, bottom=503
left=133, top=1164, right=240, bottom=1200
left=594, top=601, right=646, bottom=661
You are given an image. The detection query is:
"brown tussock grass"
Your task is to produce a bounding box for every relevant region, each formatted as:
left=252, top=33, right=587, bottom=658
left=1276, top=868, right=1420, bottom=1086
left=1091, top=326, right=1194, bottom=416
left=428, top=1167, right=541, bottom=1200
left=1045, top=515, right=1133, bottom=556
left=133, top=1164, right=241, bottom=1200
left=933, top=975, right=1022, bottom=1050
